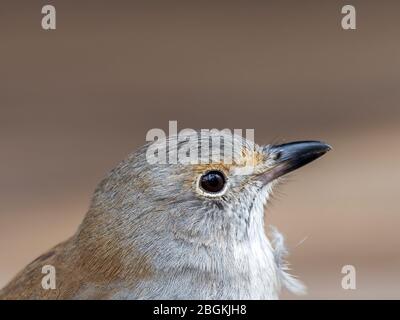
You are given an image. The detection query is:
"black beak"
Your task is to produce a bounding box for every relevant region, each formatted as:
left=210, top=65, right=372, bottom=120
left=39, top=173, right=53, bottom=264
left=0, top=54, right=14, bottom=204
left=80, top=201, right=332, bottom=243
left=261, top=141, right=331, bottom=183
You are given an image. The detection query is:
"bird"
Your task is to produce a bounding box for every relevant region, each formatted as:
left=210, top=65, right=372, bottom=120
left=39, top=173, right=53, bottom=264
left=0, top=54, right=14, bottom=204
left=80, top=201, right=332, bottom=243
left=0, top=130, right=330, bottom=299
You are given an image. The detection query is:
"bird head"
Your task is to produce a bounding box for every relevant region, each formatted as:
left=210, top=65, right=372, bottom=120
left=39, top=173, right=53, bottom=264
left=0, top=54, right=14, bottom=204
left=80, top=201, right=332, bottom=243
left=73, top=130, right=330, bottom=298
left=85, top=130, right=330, bottom=248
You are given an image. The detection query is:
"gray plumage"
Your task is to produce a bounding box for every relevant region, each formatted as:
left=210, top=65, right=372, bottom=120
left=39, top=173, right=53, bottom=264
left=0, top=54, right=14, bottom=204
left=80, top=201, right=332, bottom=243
left=0, top=130, right=329, bottom=299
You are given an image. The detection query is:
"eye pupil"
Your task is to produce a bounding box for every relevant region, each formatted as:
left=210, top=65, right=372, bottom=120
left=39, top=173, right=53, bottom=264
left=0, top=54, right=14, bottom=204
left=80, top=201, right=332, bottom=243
left=200, top=170, right=226, bottom=193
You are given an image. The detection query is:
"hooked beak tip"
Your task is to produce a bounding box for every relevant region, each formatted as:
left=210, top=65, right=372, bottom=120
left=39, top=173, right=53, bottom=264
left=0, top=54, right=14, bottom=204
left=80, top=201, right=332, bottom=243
left=261, top=140, right=331, bottom=183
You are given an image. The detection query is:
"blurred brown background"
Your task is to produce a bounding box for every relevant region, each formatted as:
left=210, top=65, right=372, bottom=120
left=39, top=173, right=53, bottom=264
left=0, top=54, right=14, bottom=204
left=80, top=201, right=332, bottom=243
left=1, top=0, right=400, bottom=299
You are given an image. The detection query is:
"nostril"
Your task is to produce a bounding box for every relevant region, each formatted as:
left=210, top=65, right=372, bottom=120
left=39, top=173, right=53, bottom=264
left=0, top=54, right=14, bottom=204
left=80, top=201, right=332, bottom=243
left=272, top=151, right=282, bottom=161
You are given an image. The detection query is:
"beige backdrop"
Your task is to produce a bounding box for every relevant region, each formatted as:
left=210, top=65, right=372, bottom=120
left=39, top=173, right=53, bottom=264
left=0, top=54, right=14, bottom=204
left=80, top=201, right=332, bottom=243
left=1, top=1, right=400, bottom=299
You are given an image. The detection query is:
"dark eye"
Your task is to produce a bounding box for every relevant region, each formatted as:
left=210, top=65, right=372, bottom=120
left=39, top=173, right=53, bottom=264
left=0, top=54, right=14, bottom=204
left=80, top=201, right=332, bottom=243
left=199, top=170, right=226, bottom=194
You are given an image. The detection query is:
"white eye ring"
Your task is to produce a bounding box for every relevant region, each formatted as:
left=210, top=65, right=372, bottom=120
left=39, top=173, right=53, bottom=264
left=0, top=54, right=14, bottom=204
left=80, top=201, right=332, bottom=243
left=196, top=170, right=228, bottom=197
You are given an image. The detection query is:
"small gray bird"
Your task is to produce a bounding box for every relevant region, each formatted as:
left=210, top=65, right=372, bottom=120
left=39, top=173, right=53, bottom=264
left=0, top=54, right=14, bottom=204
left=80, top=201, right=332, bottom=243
left=0, top=131, right=330, bottom=299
